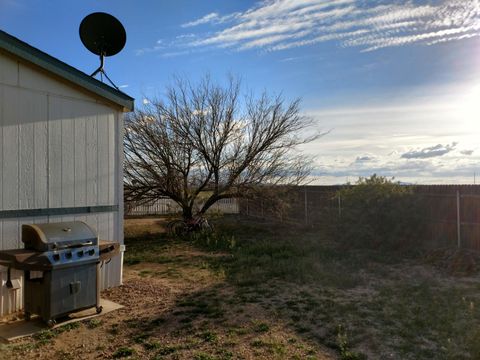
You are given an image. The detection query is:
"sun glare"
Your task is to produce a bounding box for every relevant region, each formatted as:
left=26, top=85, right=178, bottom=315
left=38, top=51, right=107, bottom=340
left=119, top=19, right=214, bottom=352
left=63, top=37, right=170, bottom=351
left=458, top=85, right=480, bottom=133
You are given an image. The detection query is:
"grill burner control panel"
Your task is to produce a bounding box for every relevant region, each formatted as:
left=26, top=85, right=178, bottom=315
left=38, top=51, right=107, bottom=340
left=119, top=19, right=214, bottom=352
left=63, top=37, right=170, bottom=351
left=47, top=245, right=99, bottom=266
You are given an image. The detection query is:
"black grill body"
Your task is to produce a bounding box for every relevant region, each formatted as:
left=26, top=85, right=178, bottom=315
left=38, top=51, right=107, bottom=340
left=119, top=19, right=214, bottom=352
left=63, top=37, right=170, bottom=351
left=0, top=221, right=119, bottom=326
left=25, top=263, right=98, bottom=322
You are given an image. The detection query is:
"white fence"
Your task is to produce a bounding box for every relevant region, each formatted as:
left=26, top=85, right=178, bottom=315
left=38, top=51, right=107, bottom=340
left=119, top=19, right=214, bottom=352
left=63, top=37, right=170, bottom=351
left=126, top=198, right=239, bottom=216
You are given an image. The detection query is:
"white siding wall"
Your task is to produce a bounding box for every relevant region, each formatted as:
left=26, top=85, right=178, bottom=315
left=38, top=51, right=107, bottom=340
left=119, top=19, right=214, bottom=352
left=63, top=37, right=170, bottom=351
left=0, top=51, right=124, bottom=316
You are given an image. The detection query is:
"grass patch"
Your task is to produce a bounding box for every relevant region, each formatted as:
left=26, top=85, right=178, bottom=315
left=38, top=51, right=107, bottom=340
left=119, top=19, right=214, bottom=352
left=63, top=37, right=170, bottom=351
left=193, top=353, right=216, bottom=360
left=252, top=321, right=270, bottom=333
left=30, top=322, right=81, bottom=347
left=133, top=333, right=150, bottom=344
left=251, top=338, right=286, bottom=355
left=86, top=318, right=102, bottom=329
left=123, top=216, right=480, bottom=359
left=199, top=330, right=218, bottom=342
left=112, top=347, right=135, bottom=358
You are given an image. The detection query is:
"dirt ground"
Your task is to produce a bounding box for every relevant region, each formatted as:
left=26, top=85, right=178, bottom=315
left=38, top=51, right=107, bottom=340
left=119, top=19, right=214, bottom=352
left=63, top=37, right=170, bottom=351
left=1, top=217, right=480, bottom=360
left=0, top=218, right=335, bottom=360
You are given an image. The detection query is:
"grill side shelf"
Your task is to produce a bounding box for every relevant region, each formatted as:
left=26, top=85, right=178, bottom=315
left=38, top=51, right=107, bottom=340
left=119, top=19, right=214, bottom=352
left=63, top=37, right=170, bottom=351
left=99, top=240, right=120, bottom=261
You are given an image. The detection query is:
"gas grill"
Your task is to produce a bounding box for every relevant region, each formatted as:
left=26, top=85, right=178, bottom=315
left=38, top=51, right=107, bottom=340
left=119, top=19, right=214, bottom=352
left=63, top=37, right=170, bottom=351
left=0, top=221, right=119, bottom=327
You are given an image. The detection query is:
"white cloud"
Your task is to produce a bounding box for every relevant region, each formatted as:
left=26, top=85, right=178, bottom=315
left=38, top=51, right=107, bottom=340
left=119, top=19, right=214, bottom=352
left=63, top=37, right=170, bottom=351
left=135, top=41, right=165, bottom=56
left=299, top=82, right=480, bottom=184
left=355, top=155, right=375, bottom=162
left=182, top=12, right=219, bottom=27
left=181, top=12, right=241, bottom=28
left=175, top=0, right=480, bottom=53
left=401, top=143, right=457, bottom=159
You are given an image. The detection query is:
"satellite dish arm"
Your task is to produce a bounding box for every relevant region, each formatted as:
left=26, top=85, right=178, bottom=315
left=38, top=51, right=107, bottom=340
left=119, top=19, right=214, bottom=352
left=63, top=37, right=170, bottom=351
left=90, top=53, right=120, bottom=91
left=91, top=53, right=105, bottom=77
left=100, top=70, right=120, bottom=91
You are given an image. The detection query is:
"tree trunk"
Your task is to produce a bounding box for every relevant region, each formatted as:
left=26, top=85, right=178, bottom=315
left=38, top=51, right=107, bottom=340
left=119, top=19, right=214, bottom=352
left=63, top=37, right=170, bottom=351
left=182, top=206, right=194, bottom=221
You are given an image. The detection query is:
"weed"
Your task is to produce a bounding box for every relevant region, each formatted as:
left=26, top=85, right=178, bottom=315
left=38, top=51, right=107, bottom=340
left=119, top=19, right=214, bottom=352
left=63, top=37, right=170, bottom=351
left=7, top=343, right=39, bottom=352
left=199, top=330, right=218, bottom=342
left=56, top=322, right=80, bottom=333
left=250, top=339, right=286, bottom=355
left=190, top=231, right=236, bottom=251
left=139, top=269, right=154, bottom=277
left=113, top=347, right=135, bottom=358
left=33, top=329, right=56, bottom=345
left=86, top=318, right=102, bottom=329
left=193, top=353, right=216, bottom=360
left=227, top=326, right=248, bottom=336
left=337, top=325, right=367, bottom=360
left=253, top=321, right=270, bottom=333
left=54, top=349, right=75, bottom=360
left=216, top=348, right=233, bottom=359
left=143, top=341, right=161, bottom=350
left=109, top=323, right=120, bottom=335
left=156, top=345, right=178, bottom=355
left=133, top=333, right=150, bottom=343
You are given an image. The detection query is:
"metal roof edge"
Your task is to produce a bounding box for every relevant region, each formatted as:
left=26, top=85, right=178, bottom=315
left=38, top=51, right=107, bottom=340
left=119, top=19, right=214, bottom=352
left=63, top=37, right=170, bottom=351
left=0, top=30, right=134, bottom=112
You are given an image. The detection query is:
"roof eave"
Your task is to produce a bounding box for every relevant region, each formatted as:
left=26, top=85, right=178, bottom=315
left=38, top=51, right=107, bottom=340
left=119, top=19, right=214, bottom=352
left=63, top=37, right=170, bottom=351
left=0, top=30, right=134, bottom=112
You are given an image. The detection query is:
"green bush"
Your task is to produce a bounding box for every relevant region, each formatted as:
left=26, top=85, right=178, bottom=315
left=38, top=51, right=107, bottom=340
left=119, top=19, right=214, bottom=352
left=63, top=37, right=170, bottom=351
left=189, top=230, right=236, bottom=251
left=336, top=174, right=422, bottom=251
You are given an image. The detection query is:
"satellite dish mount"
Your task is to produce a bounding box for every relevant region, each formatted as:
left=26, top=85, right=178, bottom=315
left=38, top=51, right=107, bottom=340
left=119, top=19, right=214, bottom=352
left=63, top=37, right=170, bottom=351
left=79, top=12, right=126, bottom=90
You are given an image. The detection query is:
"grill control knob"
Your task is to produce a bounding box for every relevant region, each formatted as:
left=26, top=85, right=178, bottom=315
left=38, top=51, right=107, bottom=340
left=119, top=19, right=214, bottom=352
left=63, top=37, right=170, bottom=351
left=53, top=254, right=60, bottom=261
left=65, top=252, right=72, bottom=259
left=88, top=249, right=95, bottom=256
left=77, top=251, right=84, bottom=257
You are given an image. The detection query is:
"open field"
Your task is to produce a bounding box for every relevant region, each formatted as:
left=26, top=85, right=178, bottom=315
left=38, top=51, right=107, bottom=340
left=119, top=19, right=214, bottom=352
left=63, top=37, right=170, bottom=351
left=1, top=216, right=480, bottom=359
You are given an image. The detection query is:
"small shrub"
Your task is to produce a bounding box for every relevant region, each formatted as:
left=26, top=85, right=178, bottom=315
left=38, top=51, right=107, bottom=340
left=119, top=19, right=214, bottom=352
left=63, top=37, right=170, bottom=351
left=337, top=325, right=367, bottom=360
left=336, top=174, right=423, bottom=252
left=190, top=230, right=236, bottom=251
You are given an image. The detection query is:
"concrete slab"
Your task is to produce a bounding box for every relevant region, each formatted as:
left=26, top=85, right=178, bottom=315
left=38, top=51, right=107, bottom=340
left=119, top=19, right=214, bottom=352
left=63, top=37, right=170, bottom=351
left=0, top=299, right=123, bottom=343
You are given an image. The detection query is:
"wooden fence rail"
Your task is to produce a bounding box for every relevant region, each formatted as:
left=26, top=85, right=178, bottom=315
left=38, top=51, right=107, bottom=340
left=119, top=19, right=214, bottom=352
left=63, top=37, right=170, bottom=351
left=126, top=198, right=239, bottom=216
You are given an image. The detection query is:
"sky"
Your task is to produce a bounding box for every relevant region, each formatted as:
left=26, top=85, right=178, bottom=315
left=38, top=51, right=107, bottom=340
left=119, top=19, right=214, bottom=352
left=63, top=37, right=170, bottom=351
left=1, top=0, right=479, bottom=184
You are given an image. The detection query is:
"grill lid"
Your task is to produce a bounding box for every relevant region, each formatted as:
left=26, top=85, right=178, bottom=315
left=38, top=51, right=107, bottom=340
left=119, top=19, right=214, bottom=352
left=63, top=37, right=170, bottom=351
left=22, top=221, right=98, bottom=251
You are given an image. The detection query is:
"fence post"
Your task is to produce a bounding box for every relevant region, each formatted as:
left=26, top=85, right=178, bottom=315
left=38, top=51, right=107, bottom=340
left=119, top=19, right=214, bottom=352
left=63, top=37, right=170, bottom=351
left=338, top=195, right=342, bottom=217
left=456, top=190, right=461, bottom=248
left=304, top=186, right=308, bottom=225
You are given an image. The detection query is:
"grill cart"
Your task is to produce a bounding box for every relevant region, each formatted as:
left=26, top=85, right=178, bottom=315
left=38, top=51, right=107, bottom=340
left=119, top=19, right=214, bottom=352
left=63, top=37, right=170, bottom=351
left=0, top=221, right=119, bottom=327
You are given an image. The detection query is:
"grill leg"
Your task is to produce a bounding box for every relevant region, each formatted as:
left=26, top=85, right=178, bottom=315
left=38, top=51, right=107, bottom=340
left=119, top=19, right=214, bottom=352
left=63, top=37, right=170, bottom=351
left=96, top=262, right=101, bottom=310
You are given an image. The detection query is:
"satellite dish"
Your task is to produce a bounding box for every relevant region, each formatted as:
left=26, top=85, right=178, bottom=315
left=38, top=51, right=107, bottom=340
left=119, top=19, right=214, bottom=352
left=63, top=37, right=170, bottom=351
left=79, top=12, right=126, bottom=90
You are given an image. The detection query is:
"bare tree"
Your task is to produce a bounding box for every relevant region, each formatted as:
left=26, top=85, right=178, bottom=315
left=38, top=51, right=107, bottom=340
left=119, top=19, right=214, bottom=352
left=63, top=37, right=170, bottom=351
left=124, top=76, right=318, bottom=220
